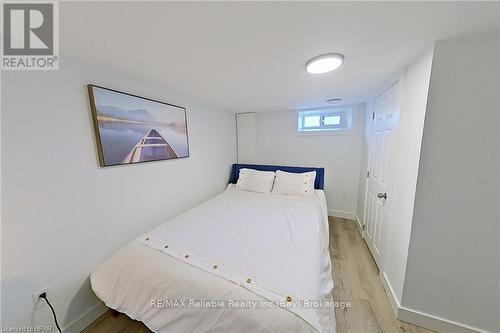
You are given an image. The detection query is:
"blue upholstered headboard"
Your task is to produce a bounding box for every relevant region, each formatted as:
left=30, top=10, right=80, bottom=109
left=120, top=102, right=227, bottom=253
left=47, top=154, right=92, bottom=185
left=229, top=163, right=325, bottom=190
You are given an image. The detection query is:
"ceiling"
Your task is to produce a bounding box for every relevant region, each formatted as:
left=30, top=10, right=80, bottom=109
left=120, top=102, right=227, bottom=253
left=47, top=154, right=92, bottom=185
left=61, top=1, right=499, bottom=112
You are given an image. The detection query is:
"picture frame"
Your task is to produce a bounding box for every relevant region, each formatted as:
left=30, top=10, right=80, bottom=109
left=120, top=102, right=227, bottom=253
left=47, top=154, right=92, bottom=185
left=87, top=84, right=190, bottom=167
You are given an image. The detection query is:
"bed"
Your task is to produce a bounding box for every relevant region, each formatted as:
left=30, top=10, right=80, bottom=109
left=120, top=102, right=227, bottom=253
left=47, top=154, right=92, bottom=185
left=90, top=164, right=335, bottom=333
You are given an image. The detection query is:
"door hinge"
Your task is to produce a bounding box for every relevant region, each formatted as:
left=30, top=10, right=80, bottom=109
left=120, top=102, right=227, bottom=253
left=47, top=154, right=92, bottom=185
left=372, top=112, right=375, bottom=120
left=367, top=171, right=370, bottom=178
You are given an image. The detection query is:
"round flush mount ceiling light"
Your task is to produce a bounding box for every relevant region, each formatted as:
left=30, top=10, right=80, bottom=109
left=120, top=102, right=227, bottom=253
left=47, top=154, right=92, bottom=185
left=305, top=53, right=344, bottom=74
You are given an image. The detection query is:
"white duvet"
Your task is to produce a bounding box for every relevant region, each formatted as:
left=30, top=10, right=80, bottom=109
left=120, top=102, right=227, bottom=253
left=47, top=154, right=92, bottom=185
left=91, top=185, right=335, bottom=332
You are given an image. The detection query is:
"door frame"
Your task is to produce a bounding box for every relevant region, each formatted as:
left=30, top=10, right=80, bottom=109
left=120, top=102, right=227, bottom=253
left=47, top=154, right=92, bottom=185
left=362, top=80, right=402, bottom=270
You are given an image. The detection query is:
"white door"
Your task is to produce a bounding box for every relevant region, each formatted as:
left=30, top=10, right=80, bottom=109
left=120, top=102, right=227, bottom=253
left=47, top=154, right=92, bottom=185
left=363, top=82, right=400, bottom=268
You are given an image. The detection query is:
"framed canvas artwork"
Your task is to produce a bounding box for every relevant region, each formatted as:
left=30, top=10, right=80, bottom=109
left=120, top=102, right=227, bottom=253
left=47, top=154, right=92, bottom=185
left=88, top=85, right=189, bottom=167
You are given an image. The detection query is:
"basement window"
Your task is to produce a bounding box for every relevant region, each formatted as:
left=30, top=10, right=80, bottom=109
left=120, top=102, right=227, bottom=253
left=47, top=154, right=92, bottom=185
left=297, top=108, right=353, bottom=134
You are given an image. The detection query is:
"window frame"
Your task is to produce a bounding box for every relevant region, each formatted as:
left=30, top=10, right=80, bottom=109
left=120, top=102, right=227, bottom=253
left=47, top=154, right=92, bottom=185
left=294, top=106, right=358, bottom=136
left=299, top=112, right=346, bottom=131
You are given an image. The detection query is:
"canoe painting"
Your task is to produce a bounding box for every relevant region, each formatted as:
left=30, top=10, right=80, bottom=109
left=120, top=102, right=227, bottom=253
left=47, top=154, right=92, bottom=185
left=88, top=85, right=189, bottom=167
left=123, top=129, right=179, bottom=163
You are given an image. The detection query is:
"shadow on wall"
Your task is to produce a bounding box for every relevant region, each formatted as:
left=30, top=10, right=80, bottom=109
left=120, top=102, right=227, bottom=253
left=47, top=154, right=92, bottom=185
left=64, top=278, right=101, bottom=328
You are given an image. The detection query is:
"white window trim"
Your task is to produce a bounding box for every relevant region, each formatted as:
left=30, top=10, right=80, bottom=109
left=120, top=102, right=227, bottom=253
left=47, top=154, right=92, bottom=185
left=293, top=105, right=360, bottom=136
left=299, top=111, right=345, bottom=130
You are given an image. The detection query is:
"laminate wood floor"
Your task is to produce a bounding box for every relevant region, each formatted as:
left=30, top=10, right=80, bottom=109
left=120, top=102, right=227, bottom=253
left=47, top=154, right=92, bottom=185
left=83, top=217, right=434, bottom=333
left=329, top=218, right=433, bottom=333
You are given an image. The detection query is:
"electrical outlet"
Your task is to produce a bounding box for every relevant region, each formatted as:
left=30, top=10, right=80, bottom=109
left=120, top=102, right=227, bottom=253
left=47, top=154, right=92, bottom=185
left=32, top=287, right=50, bottom=309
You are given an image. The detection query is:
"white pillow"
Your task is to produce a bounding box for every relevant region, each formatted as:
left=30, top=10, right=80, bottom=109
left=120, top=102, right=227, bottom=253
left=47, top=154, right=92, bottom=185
left=272, top=170, right=316, bottom=196
left=235, top=168, right=275, bottom=193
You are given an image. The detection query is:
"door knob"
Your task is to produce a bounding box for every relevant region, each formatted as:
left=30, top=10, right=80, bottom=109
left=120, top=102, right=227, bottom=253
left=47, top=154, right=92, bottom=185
left=377, top=192, right=387, bottom=200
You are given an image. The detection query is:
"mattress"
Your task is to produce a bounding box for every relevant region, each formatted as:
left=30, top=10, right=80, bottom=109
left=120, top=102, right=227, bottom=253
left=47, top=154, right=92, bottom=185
left=91, top=185, right=336, bottom=332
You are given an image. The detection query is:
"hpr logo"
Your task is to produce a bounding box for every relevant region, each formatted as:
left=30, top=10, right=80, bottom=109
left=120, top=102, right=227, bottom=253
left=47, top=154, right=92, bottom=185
left=3, top=3, right=53, bottom=56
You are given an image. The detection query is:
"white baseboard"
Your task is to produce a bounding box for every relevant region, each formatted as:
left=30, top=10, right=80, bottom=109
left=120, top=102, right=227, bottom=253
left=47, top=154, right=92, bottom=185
left=328, top=209, right=356, bottom=220
left=379, top=271, right=400, bottom=316
left=354, top=215, right=363, bottom=233
left=63, top=301, right=108, bottom=333
left=379, top=272, right=491, bottom=333
left=398, top=306, right=493, bottom=333
left=329, top=211, right=363, bottom=234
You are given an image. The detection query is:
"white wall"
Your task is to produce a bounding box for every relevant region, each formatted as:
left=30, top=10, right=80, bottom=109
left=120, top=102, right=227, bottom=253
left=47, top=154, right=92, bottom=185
left=401, top=30, right=499, bottom=333
left=1, top=57, right=236, bottom=331
left=237, top=105, right=365, bottom=216
left=236, top=113, right=257, bottom=163
left=381, top=48, right=434, bottom=304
